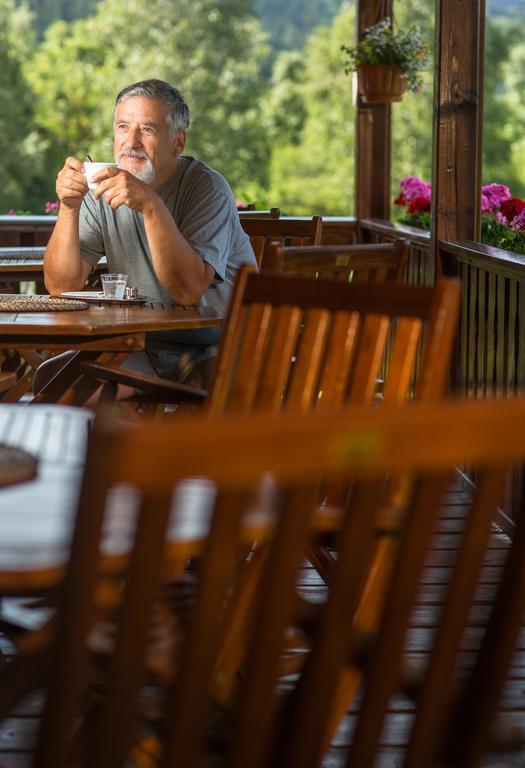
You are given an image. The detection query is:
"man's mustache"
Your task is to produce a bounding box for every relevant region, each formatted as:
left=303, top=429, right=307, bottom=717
left=117, top=149, right=150, bottom=161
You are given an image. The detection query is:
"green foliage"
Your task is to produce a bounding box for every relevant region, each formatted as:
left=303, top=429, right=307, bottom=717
left=399, top=210, right=431, bottom=230
left=20, top=0, right=98, bottom=37
left=252, top=0, right=342, bottom=55
left=481, top=215, right=525, bottom=254
left=482, top=19, right=525, bottom=195
left=341, top=18, right=431, bottom=92
left=265, top=3, right=355, bottom=215
left=0, top=0, right=40, bottom=211
left=389, top=0, right=434, bottom=208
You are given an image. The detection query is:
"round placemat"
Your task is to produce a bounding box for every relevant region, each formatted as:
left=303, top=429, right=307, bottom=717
left=0, top=295, right=89, bottom=312
left=0, top=444, right=37, bottom=487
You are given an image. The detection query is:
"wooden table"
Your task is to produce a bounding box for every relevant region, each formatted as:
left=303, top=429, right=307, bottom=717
left=0, top=300, right=221, bottom=404
left=0, top=404, right=91, bottom=594
left=0, top=404, right=213, bottom=598
left=0, top=216, right=56, bottom=248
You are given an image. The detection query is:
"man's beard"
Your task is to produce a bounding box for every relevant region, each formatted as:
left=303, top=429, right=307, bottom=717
left=117, top=149, right=156, bottom=185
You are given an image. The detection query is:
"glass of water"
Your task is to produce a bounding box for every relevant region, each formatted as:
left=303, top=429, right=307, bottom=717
left=101, top=273, right=128, bottom=300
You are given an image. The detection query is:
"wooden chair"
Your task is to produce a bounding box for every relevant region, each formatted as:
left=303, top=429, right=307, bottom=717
left=81, top=267, right=459, bottom=418
left=13, top=398, right=525, bottom=768
left=261, top=239, right=408, bottom=282
left=80, top=269, right=460, bottom=728
left=240, top=215, right=322, bottom=268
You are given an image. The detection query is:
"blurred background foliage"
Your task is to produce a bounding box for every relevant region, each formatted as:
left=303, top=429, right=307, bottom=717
left=2, top=0, right=525, bottom=214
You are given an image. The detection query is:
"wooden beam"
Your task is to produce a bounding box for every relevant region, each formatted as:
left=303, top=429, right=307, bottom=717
left=431, top=0, right=485, bottom=276
left=355, top=0, right=393, bottom=221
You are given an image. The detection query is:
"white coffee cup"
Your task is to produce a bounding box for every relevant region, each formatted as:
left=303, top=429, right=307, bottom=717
left=84, top=162, right=118, bottom=190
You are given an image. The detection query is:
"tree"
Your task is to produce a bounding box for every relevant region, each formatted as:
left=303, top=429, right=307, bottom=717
left=390, top=0, right=434, bottom=203
left=20, top=0, right=98, bottom=37
left=253, top=0, right=343, bottom=55
left=265, top=3, right=356, bottom=214
left=484, top=18, right=525, bottom=195
left=0, top=0, right=38, bottom=211
left=25, top=0, right=270, bottom=205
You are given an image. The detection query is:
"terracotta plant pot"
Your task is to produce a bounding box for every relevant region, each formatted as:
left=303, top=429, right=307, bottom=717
left=357, top=64, right=409, bottom=103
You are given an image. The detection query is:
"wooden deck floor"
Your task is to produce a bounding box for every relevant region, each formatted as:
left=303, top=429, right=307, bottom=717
left=1, top=482, right=524, bottom=767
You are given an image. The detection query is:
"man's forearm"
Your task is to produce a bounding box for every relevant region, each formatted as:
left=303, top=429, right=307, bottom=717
left=44, top=207, right=89, bottom=294
left=143, top=197, right=213, bottom=305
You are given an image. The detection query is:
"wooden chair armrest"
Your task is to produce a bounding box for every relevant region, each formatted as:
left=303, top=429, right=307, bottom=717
left=80, top=362, right=208, bottom=404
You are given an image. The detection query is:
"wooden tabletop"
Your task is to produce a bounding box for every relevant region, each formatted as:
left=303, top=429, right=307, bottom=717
left=0, top=301, right=221, bottom=352
left=0, top=301, right=220, bottom=334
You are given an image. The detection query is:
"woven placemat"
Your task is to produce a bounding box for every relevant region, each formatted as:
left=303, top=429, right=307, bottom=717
left=0, top=444, right=37, bottom=487
left=0, top=295, right=88, bottom=312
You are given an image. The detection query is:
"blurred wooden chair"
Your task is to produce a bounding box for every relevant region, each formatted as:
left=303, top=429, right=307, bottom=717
left=262, top=239, right=408, bottom=282
left=80, top=268, right=460, bottom=729
left=240, top=215, right=322, bottom=268
left=11, top=398, right=525, bottom=768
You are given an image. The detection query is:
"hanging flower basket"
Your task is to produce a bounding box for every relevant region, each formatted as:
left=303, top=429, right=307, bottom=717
left=357, top=64, right=409, bottom=103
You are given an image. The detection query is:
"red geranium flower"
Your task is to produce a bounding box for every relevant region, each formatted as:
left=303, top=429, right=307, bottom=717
left=500, top=197, right=525, bottom=222
left=394, top=193, right=407, bottom=206
left=407, top=195, right=431, bottom=214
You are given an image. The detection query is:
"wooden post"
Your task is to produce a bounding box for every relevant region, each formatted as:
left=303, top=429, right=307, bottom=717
left=431, top=0, right=485, bottom=276
left=355, top=0, right=393, bottom=222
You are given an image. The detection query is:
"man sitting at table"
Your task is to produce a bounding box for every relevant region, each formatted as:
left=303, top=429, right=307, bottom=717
left=37, top=77, right=256, bottom=392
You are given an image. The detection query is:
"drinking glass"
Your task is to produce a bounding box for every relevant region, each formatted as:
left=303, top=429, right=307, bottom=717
left=101, top=273, right=128, bottom=300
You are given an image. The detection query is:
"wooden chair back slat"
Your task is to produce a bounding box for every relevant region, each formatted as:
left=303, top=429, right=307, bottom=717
left=229, top=487, right=319, bottom=768
left=347, top=315, right=391, bottom=401
left=280, top=479, right=392, bottom=768
left=215, top=303, right=273, bottom=416
left=316, top=311, right=361, bottom=409
left=344, top=473, right=453, bottom=768
left=285, top=308, right=332, bottom=410
left=87, top=497, right=172, bottom=768
left=415, top=278, right=461, bottom=400
left=253, top=305, right=302, bottom=412
left=382, top=317, right=422, bottom=403
left=165, top=492, right=248, bottom=765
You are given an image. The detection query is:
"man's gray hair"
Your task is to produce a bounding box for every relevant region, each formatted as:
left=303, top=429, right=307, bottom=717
left=115, top=79, right=190, bottom=137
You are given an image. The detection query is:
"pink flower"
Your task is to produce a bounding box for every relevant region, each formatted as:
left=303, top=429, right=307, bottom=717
left=399, top=175, right=432, bottom=202
left=510, top=208, right=525, bottom=231
left=481, top=183, right=511, bottom=212
left=44, top=201, right=60, bottom=215
left=7, top=209, right=16, bottom=216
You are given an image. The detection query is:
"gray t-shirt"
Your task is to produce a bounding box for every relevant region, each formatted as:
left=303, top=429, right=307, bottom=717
left=78, top=155, right=256, bottom=347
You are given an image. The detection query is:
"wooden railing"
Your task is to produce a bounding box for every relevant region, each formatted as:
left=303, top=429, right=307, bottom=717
left=0, top=215, right=56, bottom=247
left=359, top=218, right=525, bottom=529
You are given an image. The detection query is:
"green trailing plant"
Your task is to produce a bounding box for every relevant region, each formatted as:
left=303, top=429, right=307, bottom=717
left=341, top=18, right=431, bottom=92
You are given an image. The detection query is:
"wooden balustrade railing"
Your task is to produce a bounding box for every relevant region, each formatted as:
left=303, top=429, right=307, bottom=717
left=359, top=219, right=525, bottom=528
